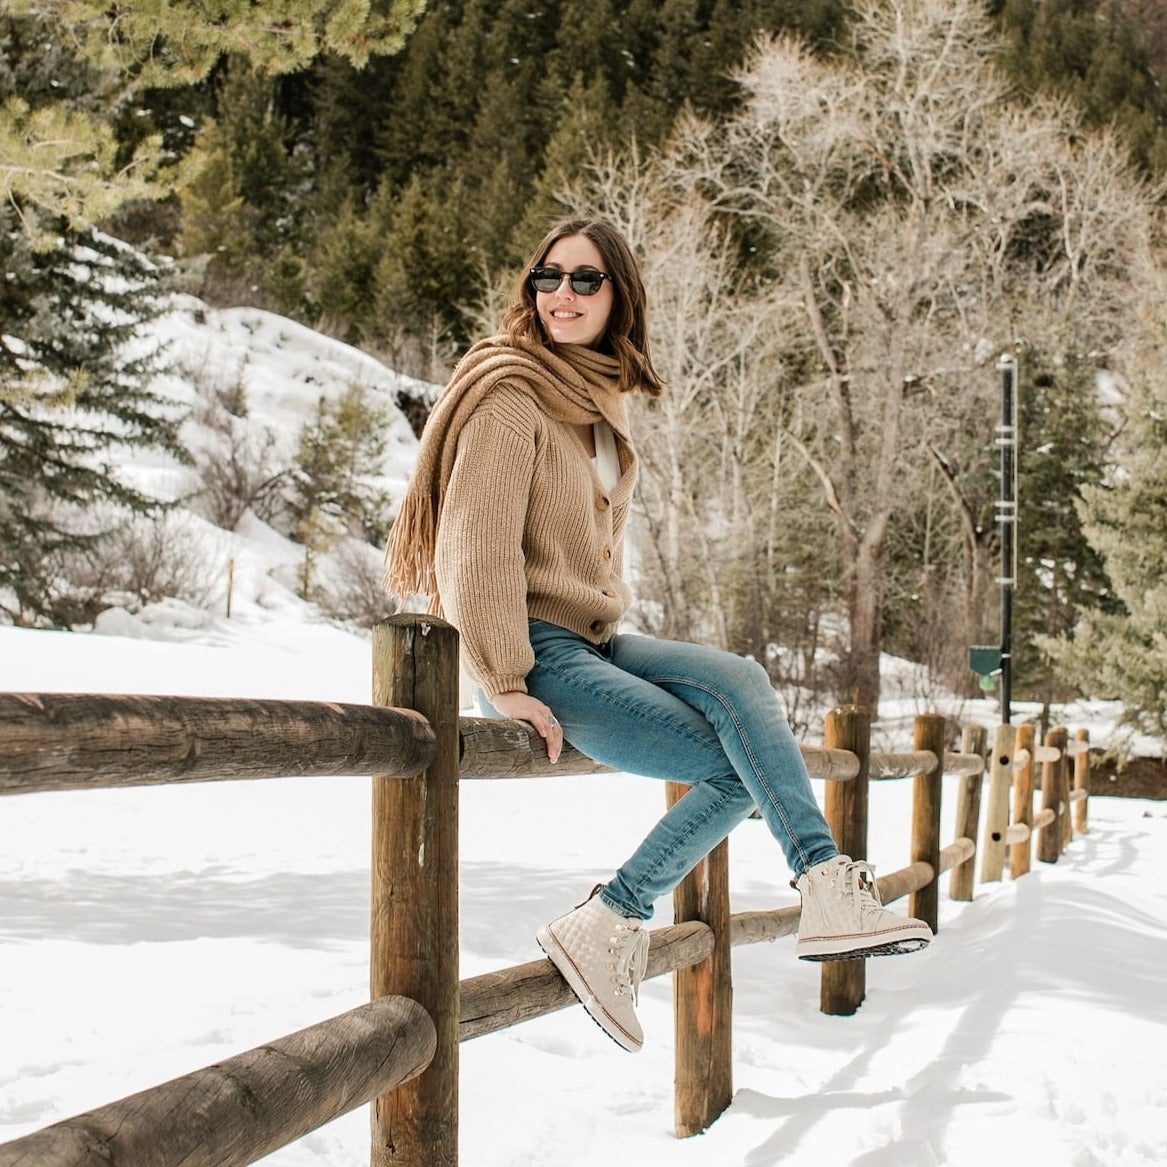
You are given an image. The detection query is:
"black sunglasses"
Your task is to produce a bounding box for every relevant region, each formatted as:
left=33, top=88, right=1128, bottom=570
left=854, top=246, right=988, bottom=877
left=529, top=266, right=612, bottom=296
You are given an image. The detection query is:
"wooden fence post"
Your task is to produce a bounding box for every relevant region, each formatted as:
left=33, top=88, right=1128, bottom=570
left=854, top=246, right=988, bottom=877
left=371, top=616, right=460, bottom=1167
left=948, top=724, right=986, bottom=901
left=670, top=781, right=733, bottom=1138
left=820, top=705, right=871, bottom=1016
left=1073, top=728, right=1090, bottom=835
left=1059, top=728, right=1074, bottom=852
left=979, top=724, right=1015, bottom=883
left=1009, top=723, right=1036, bottom=879
left=910, top=714, right=946, bottom=934
left=1038, top=725, right=1067, bottom=865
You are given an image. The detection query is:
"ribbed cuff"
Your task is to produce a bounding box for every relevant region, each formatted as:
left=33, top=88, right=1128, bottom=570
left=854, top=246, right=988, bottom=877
left=481, top=675, right=529, bottom=700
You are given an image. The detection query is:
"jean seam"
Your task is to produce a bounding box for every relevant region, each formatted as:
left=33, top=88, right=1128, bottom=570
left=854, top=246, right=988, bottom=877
left=644, top=672, right=813, bottom=871
left=626, top=781, right=749, bottom=895
left=530, top=656, right=720, bottom=756
left=530, top=648, right=754, bottom=911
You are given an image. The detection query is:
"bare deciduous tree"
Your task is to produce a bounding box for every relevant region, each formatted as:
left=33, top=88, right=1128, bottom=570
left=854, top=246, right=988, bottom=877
left=670, top=0, right=1157, bottom=706
left=195, top=398, right=288, bottom=531
left=317, top=538, right=400, bottom=629
left=558, top=147, right=809, bottom=651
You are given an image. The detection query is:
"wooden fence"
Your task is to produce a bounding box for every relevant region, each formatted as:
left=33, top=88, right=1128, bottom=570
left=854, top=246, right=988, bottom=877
left=0, top=613, right=1092, bottom=1166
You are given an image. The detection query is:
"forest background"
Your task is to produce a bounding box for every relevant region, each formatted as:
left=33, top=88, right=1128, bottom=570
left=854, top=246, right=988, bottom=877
left=4, top=0, right=1167, bottom=743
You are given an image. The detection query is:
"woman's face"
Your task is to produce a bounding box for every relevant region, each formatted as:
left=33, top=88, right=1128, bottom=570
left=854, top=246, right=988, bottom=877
left=535, top=234, right=614, bottom=349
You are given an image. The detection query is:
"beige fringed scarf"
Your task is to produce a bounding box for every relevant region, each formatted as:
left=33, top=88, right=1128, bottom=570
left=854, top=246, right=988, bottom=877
left=384, top=335, right=632, bottom=609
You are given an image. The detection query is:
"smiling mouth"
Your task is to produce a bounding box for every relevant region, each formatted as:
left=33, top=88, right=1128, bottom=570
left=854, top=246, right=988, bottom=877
left=551, top=309, right=583, bottom=319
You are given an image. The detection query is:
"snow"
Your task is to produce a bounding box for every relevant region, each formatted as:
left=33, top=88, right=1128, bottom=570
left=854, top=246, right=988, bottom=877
left=2, top=300, right=1165, bottom=1165
left=2, top=620, right=1164, bottom=1167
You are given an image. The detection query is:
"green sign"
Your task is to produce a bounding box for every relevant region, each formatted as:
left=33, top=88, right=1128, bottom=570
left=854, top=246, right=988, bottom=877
left=968, top=645, right=1002, bottom=677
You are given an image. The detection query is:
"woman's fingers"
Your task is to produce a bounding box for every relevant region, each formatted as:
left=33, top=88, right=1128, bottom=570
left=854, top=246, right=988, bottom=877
left=490, top=691, right=562, bottom=765
left=529, top=704, right=562, bottom=765
left=543, top=710, right=563, bottom=765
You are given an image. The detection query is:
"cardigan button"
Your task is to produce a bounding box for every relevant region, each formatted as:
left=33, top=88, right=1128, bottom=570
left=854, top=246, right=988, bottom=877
left=589, top=619, right=605, bottom=635
left=595, top=494, right=611, bottom=510
left=601, top=546, right=612, bottom=561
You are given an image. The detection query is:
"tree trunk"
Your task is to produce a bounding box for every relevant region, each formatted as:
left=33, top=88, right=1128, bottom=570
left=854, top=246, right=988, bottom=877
left=844, top=531, right=885, bottom=708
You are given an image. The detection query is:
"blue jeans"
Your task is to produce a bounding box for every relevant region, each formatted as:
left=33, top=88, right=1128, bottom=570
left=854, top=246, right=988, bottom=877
left=481, top=620, right=838, bottom=920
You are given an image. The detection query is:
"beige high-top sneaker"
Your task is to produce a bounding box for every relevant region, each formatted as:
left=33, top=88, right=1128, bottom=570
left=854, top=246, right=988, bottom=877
left=795, top=855, right=932, bottom=960
left=537, top=887, right=651, bottom=1052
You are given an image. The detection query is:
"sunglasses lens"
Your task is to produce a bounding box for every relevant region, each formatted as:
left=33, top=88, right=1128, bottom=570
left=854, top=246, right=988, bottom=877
left=529, top=267, right=608, bottom=295
left=569, top=272, right=604, bottom=295
left=530, top=267, right=563, bottom=292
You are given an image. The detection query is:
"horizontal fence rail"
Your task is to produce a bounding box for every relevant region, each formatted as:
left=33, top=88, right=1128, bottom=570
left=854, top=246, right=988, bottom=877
left=458, top=842, right=975, bottom=1041
left=453, top=831, right=979, bottom=1143
left=0, top=996, right=436, bottom=1167
left=0, top=614, right=1096, bottom=1167
left=0, top=692, right=436, bottom=795
left=0, top=695, right=987, bottom=796
left=868, top=749, right=985, bottom=779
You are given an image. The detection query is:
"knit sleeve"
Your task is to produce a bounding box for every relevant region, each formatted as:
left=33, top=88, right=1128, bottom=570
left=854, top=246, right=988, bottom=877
left=434, top=396, right=540, bottom=697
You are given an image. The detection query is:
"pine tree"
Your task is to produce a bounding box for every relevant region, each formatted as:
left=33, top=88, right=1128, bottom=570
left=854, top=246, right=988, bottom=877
left=369, top=172, right=474, bottom=374
left=285, top=386, right=395, bottom=597
left=178, top=58, right=309, bottom=301
left=995, top=0, right=1167, bottom=176
left=510, top=75, right=619, bottom=253
left=6, top=1, right=425, bottom=236
left=177, top=118, right=251, bottom=273
left=293, top=0, right=852, bottom=363
left=309, top=193, right=383, bottom=345
left=0, top=12, right=171, bottom=236
left=1041, top=375, right=1167, bottom=742
left=1012, top=349, right=1120, bottom=702
left=0, top=212, right=185, bottom=625
left=213, top=60, right=304, bottom=257
left=25, top=0, right=427, bottom=88
left=298, top=53, right=395, bottom=211
left=2, top=18, right=187, bottom=625
left=373, top=1, right=480, bottom=188
left=288, top=396, right=344, bottom=599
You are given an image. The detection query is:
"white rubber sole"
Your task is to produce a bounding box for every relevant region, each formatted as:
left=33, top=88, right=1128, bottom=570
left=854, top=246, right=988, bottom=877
left=796, top=925, right=932, bottom=961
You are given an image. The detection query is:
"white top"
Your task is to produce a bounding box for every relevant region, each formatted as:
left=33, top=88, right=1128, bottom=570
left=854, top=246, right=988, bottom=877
left=593, top=421, right=620, bottom=492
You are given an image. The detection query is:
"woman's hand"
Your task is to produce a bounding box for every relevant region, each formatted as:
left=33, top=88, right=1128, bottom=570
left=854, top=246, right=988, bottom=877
left=490, top=690, right=563, bottom=765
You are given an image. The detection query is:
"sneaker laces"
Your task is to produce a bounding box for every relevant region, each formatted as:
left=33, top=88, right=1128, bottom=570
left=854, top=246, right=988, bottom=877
left=607, top=923, right=650, bottom=1002
left=843, top=859, right=884, bottom=918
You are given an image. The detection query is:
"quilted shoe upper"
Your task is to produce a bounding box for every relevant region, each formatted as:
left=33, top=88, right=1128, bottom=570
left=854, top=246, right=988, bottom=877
left=536, top=890, right=650, bottom=1052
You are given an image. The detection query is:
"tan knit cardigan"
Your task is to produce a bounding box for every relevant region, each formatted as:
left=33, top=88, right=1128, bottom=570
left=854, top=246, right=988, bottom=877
left=388, top=338, right=639, bottom=697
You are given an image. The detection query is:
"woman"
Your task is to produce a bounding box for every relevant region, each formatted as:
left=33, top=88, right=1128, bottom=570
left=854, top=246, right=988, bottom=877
left=386, top=218, right=930, bottom=1053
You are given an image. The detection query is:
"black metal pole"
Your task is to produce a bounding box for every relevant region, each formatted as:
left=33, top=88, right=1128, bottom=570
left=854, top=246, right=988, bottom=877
left=996, top=354, right=1017, bottom=724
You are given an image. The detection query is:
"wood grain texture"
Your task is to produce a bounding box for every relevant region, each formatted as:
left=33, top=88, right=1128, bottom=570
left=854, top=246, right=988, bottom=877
left=670, top=782, right=733, bottom=1138
left=821, top=705, right=871, bottom=1016
left=0, top=997, right=435, bottom=1167
left=370, top=617, right=460, bottom=1167
left=1038, top=726, right=1068, bottom=864
left=1010, top=723, right=1037, bottom=879
left=949, top=724, right=987, bottom=901
left=0, top=692, right=434, bottom=795
left=909, top=714, right=947, bottom=931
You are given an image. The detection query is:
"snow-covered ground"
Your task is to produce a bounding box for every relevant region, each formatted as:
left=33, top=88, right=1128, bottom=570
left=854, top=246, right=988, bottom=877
left=1, top=301, right=1164, bottom=1165
left=1, top=617, right=1165, bottom=1167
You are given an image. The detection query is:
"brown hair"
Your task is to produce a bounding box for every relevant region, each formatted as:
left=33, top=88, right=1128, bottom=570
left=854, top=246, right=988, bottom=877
left=499, top=218, right=665, bottom=396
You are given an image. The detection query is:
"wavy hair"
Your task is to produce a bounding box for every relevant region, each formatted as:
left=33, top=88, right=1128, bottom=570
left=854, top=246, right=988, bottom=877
left=499, top=218, right=665, bottom=396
